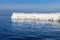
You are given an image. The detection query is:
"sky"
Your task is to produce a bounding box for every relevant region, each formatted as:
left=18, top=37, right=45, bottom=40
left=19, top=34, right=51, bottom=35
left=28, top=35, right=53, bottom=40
left=0, top=0, right=60, bottom=10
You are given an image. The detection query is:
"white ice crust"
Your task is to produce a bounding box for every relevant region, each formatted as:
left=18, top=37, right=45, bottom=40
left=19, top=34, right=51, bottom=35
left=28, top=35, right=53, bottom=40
left=11, top=12, right=60, bottom=22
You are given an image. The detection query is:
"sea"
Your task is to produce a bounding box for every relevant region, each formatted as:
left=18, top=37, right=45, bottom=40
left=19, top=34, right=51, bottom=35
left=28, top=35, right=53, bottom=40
left=0, top=10, right=60, bottom=40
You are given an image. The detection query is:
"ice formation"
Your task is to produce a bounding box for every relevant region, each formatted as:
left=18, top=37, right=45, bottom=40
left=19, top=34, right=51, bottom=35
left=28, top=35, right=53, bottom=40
left=11, top=12, right=60, bottom=22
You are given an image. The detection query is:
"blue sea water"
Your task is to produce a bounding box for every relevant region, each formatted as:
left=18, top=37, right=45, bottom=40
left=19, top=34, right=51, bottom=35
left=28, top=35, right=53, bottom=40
left=0, top=16, right=60, bottom=40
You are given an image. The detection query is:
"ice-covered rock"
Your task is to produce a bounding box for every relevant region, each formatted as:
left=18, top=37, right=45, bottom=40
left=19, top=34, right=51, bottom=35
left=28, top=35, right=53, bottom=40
left=11, top=12, right=60, bottom=22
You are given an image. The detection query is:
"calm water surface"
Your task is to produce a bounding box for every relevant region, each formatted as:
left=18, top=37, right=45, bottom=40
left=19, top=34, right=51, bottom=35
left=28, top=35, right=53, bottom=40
left=0, top=16, right=60, bottom=40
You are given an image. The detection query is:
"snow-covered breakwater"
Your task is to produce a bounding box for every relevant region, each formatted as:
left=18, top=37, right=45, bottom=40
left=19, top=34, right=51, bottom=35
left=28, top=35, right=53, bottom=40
left=11, top=12, right=60, bottom=22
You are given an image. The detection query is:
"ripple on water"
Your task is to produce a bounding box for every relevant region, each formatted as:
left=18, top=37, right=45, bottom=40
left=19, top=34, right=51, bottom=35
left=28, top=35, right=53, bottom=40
left=0, top=16, right=60, bottom=40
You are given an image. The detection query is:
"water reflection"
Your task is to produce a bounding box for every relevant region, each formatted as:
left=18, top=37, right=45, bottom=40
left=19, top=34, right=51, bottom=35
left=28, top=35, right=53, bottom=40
left=11, top=19, right=60, bottom=40
left=11, top=19, right=60, bottom=27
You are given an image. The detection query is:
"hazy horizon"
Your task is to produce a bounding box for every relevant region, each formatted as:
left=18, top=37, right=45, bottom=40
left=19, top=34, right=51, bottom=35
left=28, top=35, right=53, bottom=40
left=0, top=0, right=60, bottom=16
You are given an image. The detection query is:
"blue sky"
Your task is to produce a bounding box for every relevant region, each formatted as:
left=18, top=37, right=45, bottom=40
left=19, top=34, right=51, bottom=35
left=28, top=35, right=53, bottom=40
left=0, top=0, right=60, bottom=4
left=0, top=0, right=60, bottom=10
